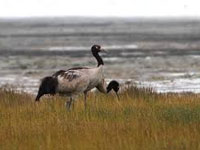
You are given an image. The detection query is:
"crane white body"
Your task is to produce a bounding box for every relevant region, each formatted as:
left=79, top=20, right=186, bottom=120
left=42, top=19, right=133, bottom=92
left=55, top=65, right=106, bottom=97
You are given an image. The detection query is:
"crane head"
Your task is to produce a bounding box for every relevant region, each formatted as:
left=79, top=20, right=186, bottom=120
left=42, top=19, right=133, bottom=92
left=107, top=80, right=120, bottom=100
left=91, top=44, right=107, bottom=53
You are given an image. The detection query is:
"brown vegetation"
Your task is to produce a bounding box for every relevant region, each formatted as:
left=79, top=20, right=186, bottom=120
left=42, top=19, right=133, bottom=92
left=1, top=87, right=200, bottom=150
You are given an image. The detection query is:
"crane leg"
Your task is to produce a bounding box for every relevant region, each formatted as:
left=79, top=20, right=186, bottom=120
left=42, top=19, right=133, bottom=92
left=72, top=100, right=75, bottom=110
left=84, top=92, right=87, bottom=110
left=66, top=97, right=73, bottom=110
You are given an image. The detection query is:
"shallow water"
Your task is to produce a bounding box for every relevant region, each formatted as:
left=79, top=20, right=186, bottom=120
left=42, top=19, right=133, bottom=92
left=1, top=17, right=200, bottom=94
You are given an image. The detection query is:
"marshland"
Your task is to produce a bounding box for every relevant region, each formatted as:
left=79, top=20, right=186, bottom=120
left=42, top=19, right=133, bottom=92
left=1, top=18, right=200, bottom=93
left=1, top=17, right=200, bottom=150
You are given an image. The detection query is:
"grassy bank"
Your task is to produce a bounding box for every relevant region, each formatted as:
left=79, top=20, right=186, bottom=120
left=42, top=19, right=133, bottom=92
left=1, top=87, right=200, bottom=150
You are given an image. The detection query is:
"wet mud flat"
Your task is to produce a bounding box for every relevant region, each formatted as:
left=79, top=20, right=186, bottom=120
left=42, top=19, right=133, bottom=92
left=1, top=17, right=200, bottom=94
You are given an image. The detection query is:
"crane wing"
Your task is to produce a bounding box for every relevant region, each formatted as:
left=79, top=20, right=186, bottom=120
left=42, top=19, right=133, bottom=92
left=53, top=70, right=82, bottom=82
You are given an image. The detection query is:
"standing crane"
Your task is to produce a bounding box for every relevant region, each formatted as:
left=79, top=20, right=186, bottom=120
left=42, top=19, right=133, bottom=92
left=35, top=45, right=119, bottom=110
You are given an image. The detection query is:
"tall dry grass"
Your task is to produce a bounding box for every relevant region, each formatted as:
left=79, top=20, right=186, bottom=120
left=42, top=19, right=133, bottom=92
left=1, top=87, right=200, bottom=150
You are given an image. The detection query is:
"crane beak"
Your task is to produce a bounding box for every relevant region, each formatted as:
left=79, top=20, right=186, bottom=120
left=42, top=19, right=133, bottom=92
left=100, top=49, right=108, bottom=53
left=115, top=92, right=120, bottom=101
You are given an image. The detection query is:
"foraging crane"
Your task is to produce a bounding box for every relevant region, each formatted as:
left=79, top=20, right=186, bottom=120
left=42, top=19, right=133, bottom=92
left=35, top=45, right=119, bottom=109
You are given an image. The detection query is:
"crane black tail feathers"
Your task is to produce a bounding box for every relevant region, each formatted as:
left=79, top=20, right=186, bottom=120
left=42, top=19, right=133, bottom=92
left=35, top=76, right=58, bottom=101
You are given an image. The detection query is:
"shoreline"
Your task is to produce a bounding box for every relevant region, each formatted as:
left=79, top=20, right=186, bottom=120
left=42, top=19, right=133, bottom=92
left=1, top=76, right=200, bottom=95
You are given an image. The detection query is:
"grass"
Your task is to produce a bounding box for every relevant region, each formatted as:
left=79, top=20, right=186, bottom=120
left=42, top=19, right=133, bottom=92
left=1, top=87, right=200, bottom=150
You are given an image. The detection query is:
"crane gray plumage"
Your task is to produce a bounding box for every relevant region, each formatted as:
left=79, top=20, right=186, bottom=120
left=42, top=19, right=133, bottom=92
left=35, top=45, right=120, bottom=110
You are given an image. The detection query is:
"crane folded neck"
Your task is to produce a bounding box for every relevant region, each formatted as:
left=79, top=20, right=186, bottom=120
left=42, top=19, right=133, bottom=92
left=93, top=52, right=104, bottom=67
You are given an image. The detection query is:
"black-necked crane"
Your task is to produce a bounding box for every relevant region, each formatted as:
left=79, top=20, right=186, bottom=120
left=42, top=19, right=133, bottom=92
left=35, top=45, right=119, bottom=110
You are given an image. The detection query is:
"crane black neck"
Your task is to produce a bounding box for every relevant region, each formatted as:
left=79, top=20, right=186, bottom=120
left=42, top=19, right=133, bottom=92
left=92, top=51, right=104, bottom=67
